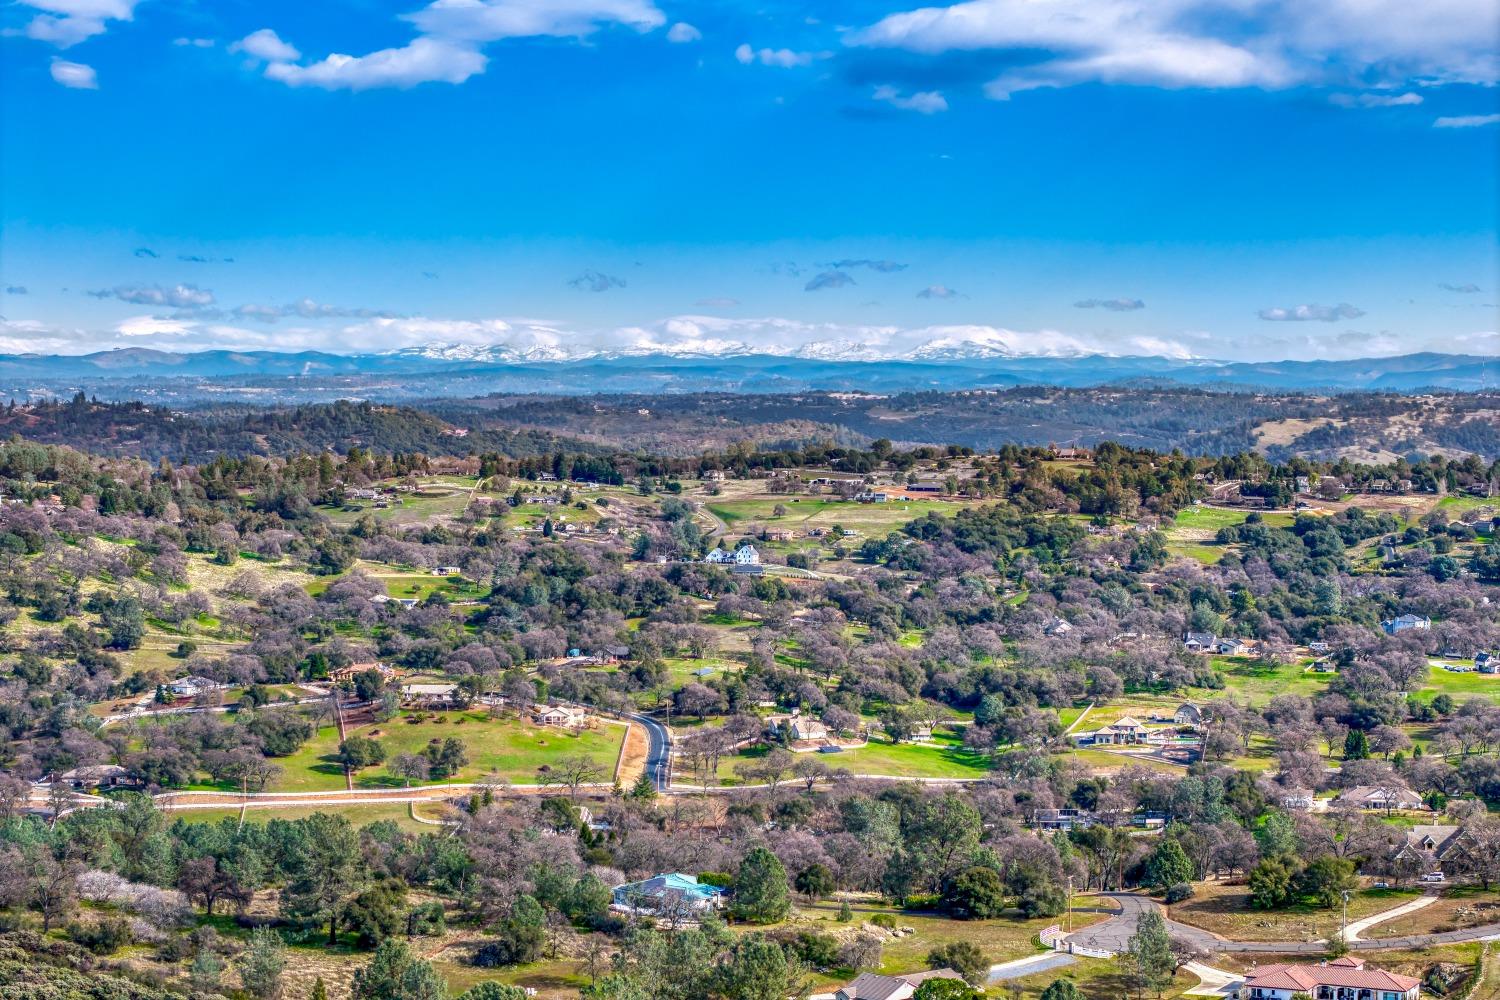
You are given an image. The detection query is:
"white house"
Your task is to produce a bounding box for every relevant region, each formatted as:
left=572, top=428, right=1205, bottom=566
left=1237, top=956, right=1420, bottom=999
left=1043, top=616, right=1075, bottom=637
left=733, top=544, right=760, bottom=565
left=767, top=712, right=829, bottom=742
left=1382, top=614, right=1432, bottom=636
left=533, top=704, right=589, bottom=729
left=704, top=548, right=730, bottom=564
left=169, top=676, right=220, bottom=699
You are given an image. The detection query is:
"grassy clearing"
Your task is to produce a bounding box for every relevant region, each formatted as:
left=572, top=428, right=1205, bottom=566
left=1212, top=656, right=1335, bottom=704
left=1167, top=880, right=1419, bottom=941
left=169, top=803, right=433, bottom=833
left=1066, top=748, right=1187, bottom=773
left=1416, top=664, right=1500, bottom=703
left=716, top=732, right=993, bottom=782
left=707, top=497, right=963, bottom=536
left=263, top=710, right=625, bottom=792
left=323, top=489, right=471, bottom=527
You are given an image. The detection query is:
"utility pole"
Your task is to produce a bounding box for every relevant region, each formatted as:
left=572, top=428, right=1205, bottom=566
left=1341, top=889, right=1350, bottom=943
left=1067, top=875, right=1074, bottom=934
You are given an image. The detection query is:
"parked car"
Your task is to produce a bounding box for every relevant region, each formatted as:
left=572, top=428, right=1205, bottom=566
left=1372, top=881, right=1391, bottom=889
left=1423, top=872, right=1445, bottom=883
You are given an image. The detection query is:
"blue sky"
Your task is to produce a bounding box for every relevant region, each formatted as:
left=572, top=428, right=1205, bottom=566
left=1, top=0, right=1496, bottom=362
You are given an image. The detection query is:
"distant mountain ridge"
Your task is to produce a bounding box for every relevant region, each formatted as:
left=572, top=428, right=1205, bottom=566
left=0, top=347, right=1491, bottom=395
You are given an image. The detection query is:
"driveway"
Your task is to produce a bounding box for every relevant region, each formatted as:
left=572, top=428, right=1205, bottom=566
left=1065, top=892, right=1500, bottom=957
left=629, top=712, right=673, bottom=791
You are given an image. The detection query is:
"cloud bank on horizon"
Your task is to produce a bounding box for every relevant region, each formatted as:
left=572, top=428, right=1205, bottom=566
left=1, top=0, right=1495, bottom=363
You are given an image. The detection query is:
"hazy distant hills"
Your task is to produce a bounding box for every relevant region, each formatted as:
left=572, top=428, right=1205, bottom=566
left=0, top=348, right=1492, bottom=401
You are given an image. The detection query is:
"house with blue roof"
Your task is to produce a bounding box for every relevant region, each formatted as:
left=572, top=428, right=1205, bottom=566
left=611, top=873, right=726, bottom=920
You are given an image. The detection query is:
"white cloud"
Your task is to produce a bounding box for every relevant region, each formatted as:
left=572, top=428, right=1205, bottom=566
left=21, top=0, right=140, bottom=48
left=232, top=298, right=398, bottom=322
left=849, top=0, right=1499, bottom=99
left=402, top=0, right=664, bottom=42
left=916, top=285, right=961, bottom=299
left=116, top=315, right=194, bottom=337
left=49, top=58, right=97, bottom=89
left=173, top=37, right=215, bottom=48
left=735, top=43, right=819, bottom=68
left=231, top=28, right=301, bottom=63
left=1328, top=91, right=1423, bottom=108
left=1128, top=336, right=1193, bottom=359
left=1257, top=302, right=1365, bottom=322
left=1434, top=113, right=1500, bottom=128
left=11, top=306, right=1489, bottom=362
left=873, top=85, right=947, bottom=113
left=249, top=1, right=663, bottom=90
left=667, top=21, right=701, bottom=43
left=265, top=38, right=488, bottom=90
left=89, top=283, right=214, bottom=308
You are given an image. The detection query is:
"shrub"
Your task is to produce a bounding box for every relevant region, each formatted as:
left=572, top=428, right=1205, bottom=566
left=1165, top=883, right=1194, bottom=904
left=67, top=916, right=132, bottom=954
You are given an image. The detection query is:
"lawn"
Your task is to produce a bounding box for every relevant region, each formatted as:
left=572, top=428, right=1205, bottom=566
left=706, top=497, right=962, bottom=536
left=265, top=710, right=625, bottom=791
left=1168, top=880, right=1419, bottom=941
left=323, top=488, right=471, bottom=527
left=169, top=802, right=434, bottom=833
left=1066, top=748, right=1187, bottom=774
left=717, top=732, right=993, bottom=782
left=1212, top=655, right=1335, bottom=704
left=1164, top=507, right=1295, bottom=564
left=1416, top=663, right=1500, bottom=704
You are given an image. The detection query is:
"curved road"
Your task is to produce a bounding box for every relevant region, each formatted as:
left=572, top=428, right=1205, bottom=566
left=628, top=713, right=673, bottom=792
left=1067, top=893, right=1500, bottom=957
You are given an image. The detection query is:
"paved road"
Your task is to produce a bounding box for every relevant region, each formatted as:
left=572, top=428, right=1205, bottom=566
left=629, top=713, right=673, bottom=792
left=988, top=952, right=1075, bottom=983
left=1066, top=893, right=1500, bottom=957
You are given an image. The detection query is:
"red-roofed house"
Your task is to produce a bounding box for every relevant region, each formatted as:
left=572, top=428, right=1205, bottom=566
left=1238, top=956, right=1420, bottom=999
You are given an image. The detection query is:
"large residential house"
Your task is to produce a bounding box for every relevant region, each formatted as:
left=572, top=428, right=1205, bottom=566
left=1237, top=956, right=1420, bottom=999
left=1334, top=785, right=1426, bottom=812
left=1086, top=716, right=1151, bottom=745
left=169, top=676, right=220, bottom=699
left=733, top=544, right=760, bottom=565
left=54, top=764, right=139, bottom=792
left=1382, top=614, right=1432, bottom=636
left=532, top=704, right=589, bottom=729
left=611, top=873, right=725, bottom=920
left=834, top=969, right=965, bottom=1000
left=703, top=548, right=730, bottom=564
left=400, top=682, right=460, bottom=709
left=328, top=661, right=394, bottom=684
left=766, top=712, right=829, bottom=743
left=1183, top=631, right=1217, bottom=652
left=1393, top=825, right=1476, bottom=870
left=1033, top=808, right=1095, bottom=832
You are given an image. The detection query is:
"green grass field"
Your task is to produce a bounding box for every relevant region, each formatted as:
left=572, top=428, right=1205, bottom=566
left=170, top=802, right=435, bottom=833
left=717, top=732, right=992, bottom=782
left=261, top=710, right=625, bottom=791
left=1416, top=663, right=1500, bottom=702
left=323, top=489, right=471, bottom=527
left=706, top=497, right=963, bottom=536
